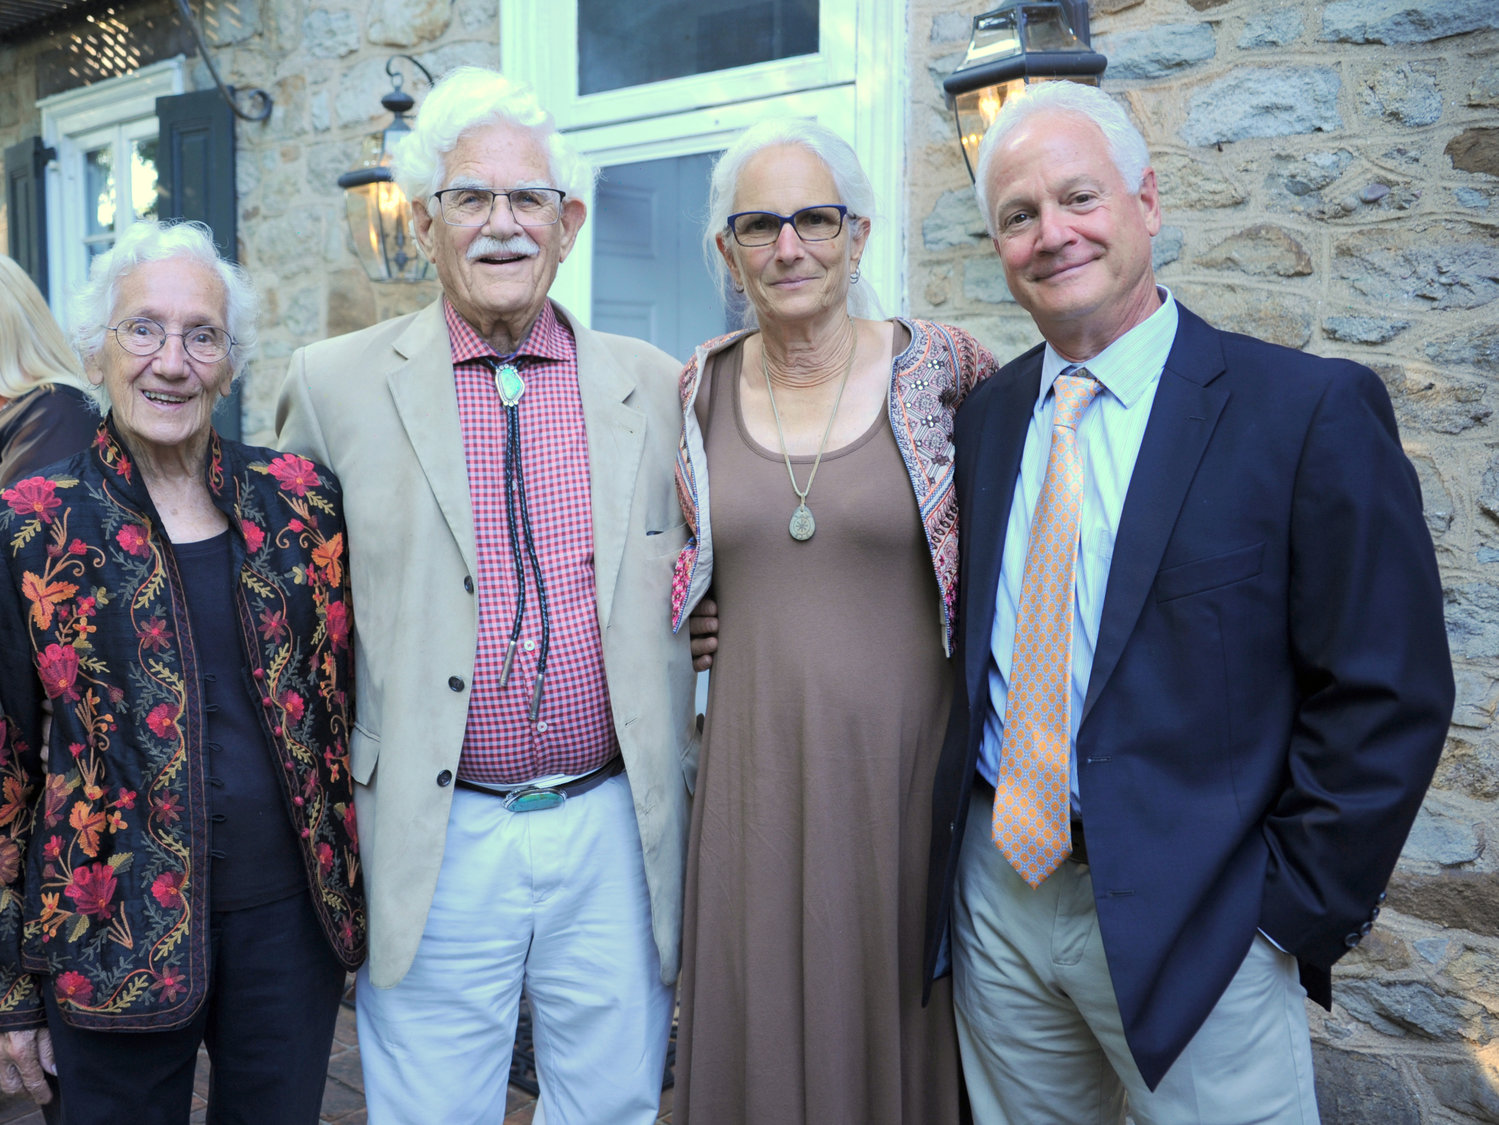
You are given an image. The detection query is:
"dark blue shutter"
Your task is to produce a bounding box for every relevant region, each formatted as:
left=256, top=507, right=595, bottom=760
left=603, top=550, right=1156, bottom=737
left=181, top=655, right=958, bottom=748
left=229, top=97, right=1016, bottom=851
left=156, top=89, right=241, bottom=437
left=5, top=137, right=53, bottom=298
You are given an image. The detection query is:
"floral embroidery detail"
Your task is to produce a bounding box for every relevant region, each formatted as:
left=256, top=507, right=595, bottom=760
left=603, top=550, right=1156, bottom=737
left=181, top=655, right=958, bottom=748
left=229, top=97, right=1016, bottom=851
left=2, top=479, right=61, bottom=523
left=267, top=454, right=321, bottom=496
left=54, top=971, right=94, bottom=1006
left=136, top=616, right=172, bottom=653
left=241, top=519, right=265, bottom=554
left=63, top=863, right=118, bottom=920
left=115, top=523, right=150, bottom=557
left=325, top=601, right=350, bottom=650
left=150, top=871, right=185, bottom=910
left=20, top=573, right=77, bottom=630
left=145, top=704, right=178, bottom=738
left=35, top=645, right=81, bottom=701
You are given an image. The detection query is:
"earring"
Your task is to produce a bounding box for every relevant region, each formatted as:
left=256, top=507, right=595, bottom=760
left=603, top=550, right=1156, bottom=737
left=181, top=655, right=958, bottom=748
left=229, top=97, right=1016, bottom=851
left=733, top=281, right=745, bottom=293
left=849, top=267, right=861, bottom=284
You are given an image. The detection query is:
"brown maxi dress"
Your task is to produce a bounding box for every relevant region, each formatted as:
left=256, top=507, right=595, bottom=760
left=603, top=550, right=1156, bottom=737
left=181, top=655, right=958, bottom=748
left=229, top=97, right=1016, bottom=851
left=676, top=335, right=961, bottom=1125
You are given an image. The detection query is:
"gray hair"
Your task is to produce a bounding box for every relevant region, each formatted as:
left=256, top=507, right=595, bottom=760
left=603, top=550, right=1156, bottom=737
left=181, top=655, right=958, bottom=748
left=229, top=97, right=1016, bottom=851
left=703, top=118, right=882, bottom=325
left=392, top=67, right=597, bottom=206
left=974, top=81, right=1150, bottom=236
left=70, top=220, right=259, bottom=384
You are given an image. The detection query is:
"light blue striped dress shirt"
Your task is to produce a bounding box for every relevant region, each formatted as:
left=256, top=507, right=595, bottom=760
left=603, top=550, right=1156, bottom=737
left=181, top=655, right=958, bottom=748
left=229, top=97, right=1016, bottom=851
left=979, top=289, right=1180, bottom=813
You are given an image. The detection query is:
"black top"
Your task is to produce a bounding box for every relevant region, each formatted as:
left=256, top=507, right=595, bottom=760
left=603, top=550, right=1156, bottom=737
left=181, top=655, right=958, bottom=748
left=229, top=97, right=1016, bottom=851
left=173, top=531, right=306, bottom=911
left=0, top=384, right=100, bottom=487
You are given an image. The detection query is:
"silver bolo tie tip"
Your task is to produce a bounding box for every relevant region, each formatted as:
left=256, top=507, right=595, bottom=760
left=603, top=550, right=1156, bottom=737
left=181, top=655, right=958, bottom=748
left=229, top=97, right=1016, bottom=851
left=497, top=640, right=518, bottom=689
left=528, top=670, right=546, bottom=722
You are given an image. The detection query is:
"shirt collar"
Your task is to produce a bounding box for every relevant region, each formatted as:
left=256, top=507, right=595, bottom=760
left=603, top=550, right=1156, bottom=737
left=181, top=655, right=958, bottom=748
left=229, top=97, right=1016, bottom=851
left=444, top=298, right=572, bottom=366
left=1037, top=286, right=1178, bottom=411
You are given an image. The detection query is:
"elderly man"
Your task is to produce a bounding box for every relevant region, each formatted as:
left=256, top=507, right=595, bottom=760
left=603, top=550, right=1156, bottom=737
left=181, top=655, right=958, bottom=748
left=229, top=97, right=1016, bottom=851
left=924, top=81, right=1453, bottom=1124
left=276, top=67, right=696, bottom=1123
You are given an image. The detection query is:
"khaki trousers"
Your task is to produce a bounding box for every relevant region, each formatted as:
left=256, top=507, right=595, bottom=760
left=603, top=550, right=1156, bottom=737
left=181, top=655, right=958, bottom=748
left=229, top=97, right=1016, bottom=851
left=952, top=789, right=1319, bottom=1125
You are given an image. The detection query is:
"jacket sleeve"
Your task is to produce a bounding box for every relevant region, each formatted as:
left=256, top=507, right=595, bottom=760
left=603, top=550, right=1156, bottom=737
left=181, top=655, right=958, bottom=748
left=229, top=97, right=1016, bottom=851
left=274, top=349, right=333, bottom=464
left=0, top=552, right=47, bottom=1028
left=1257, top=362, right=1454, bottom=967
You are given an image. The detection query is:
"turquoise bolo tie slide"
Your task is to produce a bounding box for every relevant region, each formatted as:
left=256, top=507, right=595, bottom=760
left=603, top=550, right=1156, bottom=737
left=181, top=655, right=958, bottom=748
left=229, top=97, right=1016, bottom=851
left=495, top=362, right=526, bottom=406
left=502, top=786, right=566, bottom=813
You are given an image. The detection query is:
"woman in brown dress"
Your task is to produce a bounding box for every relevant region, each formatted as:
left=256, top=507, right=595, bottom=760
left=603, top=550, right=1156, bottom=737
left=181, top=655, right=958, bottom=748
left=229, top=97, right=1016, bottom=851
left=669, top=119, right=996, bottom=1125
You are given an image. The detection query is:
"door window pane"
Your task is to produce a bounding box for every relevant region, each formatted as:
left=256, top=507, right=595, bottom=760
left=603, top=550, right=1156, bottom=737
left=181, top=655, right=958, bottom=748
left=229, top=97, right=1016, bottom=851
left=85, top=146, right=116, bottom=238
left=577, top=0, right=818, bottom=95
left=131, top=136, right=160, bottom=222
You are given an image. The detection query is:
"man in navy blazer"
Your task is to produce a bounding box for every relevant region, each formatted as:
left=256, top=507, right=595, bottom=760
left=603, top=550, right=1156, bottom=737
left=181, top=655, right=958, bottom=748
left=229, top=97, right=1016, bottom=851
left=924, top=81, right=1453, bottom=1123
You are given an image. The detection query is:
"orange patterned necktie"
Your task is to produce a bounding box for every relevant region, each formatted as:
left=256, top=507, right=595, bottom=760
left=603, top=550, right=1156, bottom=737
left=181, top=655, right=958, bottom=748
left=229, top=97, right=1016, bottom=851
left=993, top=366, right=1101, bottom=887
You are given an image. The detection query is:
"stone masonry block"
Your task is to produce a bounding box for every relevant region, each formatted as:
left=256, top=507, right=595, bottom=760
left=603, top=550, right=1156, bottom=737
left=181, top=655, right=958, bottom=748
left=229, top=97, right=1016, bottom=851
left=1447, top=128, right=1499, bottom=178
left=1312, top=1043, right=1421, bottom=1125
left=1320, top=0, right=1499, bottom=46
left=1359, top=63, right=1443, bottom=127
left=1094, top=23, right=1214, bottom=81
left=1181, top=68, right=1340, bottom=147
left=1195, top=224, right=1312, bottom=277
left=1238, top=9, right=1304, bottom=50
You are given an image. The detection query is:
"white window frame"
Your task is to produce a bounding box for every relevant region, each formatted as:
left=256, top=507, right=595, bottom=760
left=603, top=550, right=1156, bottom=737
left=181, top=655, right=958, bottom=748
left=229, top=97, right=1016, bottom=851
left=502, top=0, right=905, bottom=327
left=507, top=0, right=859, bottom=132
left=39, top=57, right=187, bottom=323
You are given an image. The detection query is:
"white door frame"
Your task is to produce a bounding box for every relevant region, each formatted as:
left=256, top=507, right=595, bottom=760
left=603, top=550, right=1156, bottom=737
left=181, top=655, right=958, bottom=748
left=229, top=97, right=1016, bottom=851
left=503, top=0, right=906, bottom=328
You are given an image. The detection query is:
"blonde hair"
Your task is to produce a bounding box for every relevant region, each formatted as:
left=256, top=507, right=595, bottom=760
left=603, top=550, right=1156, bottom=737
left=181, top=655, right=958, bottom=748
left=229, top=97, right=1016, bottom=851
left=0, top=255, right=88, bottom=400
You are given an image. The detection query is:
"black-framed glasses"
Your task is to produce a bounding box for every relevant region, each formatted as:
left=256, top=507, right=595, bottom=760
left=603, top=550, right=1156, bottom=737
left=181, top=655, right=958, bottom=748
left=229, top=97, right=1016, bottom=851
left=725, top=205, right=850, bottom=247
left=433, top=187, right=567, bottom=228
left=108, top=318, right=235, bottom=364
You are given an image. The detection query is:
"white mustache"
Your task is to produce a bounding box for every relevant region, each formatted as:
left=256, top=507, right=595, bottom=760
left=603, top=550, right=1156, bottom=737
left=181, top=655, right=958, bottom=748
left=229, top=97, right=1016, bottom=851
left=467, top=235, right=540, bottom=261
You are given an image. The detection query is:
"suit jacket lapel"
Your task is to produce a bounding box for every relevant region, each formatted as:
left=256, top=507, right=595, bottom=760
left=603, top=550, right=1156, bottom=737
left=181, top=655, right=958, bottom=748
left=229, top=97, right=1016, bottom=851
left=557, top=303, right=646, bottom=632
left=963, top=359, right=1041, bottom=710
left=1082, top=308, right=1229, bottom=724
left=386, top=301, right=479, bottom=579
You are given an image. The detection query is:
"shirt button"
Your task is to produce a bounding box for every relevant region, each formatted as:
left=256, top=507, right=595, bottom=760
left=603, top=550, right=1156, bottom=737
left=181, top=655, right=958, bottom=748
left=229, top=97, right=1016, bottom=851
left=523, top=640, right=536, bottom=652
left=252, top=668, right=265, bottom=681
left=260, top=696, right=274, bottom=708
left=463, top=576, right=474, bottom=594
left=273, top=725, right=284, bottom=737
left=283, top=761, right=294, bottom=771
left=436, top=770, right=453, bottom=787
left=536, top=721, right=548, bottom=732
left=448, top=676, right=465, bottom=692
left=300, top=828, right=311, bottom=838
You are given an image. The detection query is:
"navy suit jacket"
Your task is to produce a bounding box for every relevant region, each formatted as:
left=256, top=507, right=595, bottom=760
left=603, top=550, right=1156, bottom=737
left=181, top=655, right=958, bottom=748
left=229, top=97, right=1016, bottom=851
left=923, top=304, right=1453, bottom=1089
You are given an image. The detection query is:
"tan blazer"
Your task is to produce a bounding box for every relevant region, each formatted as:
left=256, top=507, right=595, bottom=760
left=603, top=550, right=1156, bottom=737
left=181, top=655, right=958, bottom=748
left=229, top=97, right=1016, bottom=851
left=275, top=299, right=698, bottom=988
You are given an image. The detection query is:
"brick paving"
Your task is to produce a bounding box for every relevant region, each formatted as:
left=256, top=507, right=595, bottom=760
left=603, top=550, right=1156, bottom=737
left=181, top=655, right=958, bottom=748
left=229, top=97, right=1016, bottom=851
left=0, top=980, right=676, bottom=1124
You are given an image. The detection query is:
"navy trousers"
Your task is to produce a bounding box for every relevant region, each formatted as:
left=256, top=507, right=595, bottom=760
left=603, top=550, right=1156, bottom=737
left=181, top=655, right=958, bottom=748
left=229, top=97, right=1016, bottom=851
left=42, top=890, right=346, bottom=1125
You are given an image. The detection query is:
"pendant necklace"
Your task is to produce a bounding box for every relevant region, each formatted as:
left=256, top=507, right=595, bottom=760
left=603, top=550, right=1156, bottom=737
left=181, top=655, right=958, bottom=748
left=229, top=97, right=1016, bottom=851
left=761, top=327, right=856, bottom=542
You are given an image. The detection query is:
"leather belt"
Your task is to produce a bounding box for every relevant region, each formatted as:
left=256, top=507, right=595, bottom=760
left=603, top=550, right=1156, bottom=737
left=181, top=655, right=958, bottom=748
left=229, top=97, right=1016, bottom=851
left=973, top=774, right=1088, bottom=865
left=456, top=756, right=624, bottom=812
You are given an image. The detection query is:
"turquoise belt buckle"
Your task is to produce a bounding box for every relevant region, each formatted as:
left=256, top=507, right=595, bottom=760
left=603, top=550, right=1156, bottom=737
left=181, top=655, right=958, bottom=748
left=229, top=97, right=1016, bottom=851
left=503, top=786, right=565, bottom=813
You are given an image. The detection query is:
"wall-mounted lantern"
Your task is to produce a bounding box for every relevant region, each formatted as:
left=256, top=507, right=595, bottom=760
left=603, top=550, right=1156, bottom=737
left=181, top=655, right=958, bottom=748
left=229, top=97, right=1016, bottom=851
left=337, top=56, right=433, bottom=283
left=943, top=1, right=1108, bottom=181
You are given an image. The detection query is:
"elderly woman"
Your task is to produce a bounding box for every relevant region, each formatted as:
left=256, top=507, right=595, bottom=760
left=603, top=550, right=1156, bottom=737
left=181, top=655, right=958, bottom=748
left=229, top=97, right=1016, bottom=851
left=0, top=220, right=365, bottom=1123
left=669, top=120, right=996, bottom=1124
left=0, top=255, right=100, bottom=487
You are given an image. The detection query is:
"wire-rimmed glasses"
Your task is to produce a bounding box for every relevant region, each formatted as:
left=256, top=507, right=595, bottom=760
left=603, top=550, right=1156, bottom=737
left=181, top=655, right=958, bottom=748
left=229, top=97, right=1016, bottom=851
left=108, top=318, right=235, bottom=364
left=433, top=187, right=567, bottom=228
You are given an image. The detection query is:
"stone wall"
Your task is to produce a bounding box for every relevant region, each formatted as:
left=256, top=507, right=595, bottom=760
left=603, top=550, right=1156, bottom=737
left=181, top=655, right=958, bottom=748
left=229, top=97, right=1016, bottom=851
left=908, top=1, right=1499, bottom=1121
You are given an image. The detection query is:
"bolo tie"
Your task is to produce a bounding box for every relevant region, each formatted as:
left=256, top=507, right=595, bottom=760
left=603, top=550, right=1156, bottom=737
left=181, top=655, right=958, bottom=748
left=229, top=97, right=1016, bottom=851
left=491, top=354, right=550, bottom=721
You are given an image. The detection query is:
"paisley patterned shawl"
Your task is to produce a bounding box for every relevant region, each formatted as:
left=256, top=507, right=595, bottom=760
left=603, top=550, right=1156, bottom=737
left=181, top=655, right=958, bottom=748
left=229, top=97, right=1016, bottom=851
left=670, top=318, right=997, bottom=655
left=0, top=417, right=365, bottom=1031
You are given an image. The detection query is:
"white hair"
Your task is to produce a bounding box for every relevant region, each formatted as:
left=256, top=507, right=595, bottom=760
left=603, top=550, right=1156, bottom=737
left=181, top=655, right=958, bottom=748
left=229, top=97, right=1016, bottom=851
left=703, top=118, right=882, bottom=325
left=392, top=67, right=597, bottom=206
left=974, top=81, right=1150, bottom=235
left=69, top=220, right=259, bottom=382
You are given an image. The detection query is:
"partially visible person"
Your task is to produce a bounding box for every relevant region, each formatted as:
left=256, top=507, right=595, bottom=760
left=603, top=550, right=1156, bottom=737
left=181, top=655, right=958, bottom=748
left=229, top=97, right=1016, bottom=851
left=278, top=67, right=696, bottom=1124
left=0, top=220, right=365, bottom=1124
left=0, top=255, right=99, bottom=487
left=669, top=118, right=996, bottom=1125
left=923, top=80, right=1452, bottom=1124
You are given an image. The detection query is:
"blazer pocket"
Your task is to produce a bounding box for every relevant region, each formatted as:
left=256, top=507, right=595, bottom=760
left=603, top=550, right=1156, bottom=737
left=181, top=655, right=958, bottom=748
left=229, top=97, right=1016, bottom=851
left=350, top=721, right=381, bottom=786
left=1154, top=541, right=1265, bottom=603
left=645, top=521, right=689, bottom=559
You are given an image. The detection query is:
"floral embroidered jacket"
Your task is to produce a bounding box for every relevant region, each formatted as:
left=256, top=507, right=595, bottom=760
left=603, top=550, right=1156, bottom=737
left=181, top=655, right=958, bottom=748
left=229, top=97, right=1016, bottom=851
left=0, top=419, right=366, bottom=1031
left=670, top=318, right=997, bottom=655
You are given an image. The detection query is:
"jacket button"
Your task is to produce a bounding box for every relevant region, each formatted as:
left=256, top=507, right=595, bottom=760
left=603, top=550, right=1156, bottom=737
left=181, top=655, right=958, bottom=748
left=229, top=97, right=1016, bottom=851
left=436, top=770, right=453, bottom=787
left=1377, top=891, right=1387, bottom=904
left=463, top=576, right=474, bottom=594
left=1370, top=906, right=1381, bottom=921
left=273, top=725, right=283, bottom=737
left=448, top=676, right=465, bottom=692
left=300, top=828, right=311, bottom=838
left=1344, top=933, right=1361, bottom=948
left=1360, top=921, right=1373, bottom=936
left=261, top=696, right=274, bottom=708
left=293, top=796, right=305, bottom=807
left=252, top=668, right=265, bottom=681
left=949, top=821, right=956, bottom=834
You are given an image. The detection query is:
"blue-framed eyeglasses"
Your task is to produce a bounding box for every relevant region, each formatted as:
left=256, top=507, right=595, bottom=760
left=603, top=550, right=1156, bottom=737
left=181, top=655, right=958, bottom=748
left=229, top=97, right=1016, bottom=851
left=725, top=205, right=850, bottom=247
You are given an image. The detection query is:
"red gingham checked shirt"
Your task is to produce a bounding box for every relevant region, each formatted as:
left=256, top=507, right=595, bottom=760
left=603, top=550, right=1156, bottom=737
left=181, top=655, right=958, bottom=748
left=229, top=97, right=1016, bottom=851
left=447, top=299, right=619, bottom=785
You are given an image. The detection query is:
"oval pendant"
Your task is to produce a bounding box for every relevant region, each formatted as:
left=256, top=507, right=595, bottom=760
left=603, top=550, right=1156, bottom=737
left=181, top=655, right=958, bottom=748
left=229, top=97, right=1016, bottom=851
left=789, top=503, right=815, bottom=541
